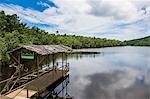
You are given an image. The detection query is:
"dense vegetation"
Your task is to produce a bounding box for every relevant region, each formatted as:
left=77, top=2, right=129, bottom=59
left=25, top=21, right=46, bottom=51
left=124, top=36, right=150, bottom=46
left=0, top=11, right=123, bottom=62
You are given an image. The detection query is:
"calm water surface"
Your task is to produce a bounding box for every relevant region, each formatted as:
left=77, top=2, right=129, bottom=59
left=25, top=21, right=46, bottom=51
left=68, top=46, right=150, bottom=99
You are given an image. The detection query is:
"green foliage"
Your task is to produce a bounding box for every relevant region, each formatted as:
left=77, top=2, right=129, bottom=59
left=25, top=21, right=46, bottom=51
left=0, top=36, right=9, bottom=61
left=125, top=36, right=150, bottom=46
left=0, top=11, right=123, bottom=62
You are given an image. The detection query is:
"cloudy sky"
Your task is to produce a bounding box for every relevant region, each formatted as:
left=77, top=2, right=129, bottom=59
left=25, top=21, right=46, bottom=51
left=0, top=0, right=150, bottom=40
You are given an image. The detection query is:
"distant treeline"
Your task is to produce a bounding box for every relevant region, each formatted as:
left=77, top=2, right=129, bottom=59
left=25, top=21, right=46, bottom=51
left=124, top=36, right=150, bottom=46
left=0, top=11, right=123, bottom=62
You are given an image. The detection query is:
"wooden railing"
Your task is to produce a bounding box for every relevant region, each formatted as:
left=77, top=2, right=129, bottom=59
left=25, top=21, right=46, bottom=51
left=56, top=62, right=69, bottom=72
left=0, top=62, right=70, bottom=98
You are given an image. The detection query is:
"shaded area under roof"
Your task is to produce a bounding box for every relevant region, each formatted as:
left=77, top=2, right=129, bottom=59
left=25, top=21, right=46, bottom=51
left=9, top=45, right=72, bottom=55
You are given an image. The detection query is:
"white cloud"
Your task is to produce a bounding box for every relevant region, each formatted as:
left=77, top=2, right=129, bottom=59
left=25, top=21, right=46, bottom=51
left=37, top=1, right=51, bottom=7
left=43, top=7, right=58, bottom=14
left=0, top=4, right=46, bottom=24
left=0, top=0, right=150, bottom=40
left=87, top=0, right=138, bottom=20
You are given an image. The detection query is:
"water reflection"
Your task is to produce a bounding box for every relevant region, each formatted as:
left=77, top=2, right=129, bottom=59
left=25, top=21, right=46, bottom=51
left=82, top=70, right=150, bottom=99
left=71, top=53, right=101, bottom=60
left=68, top=47, right=150, bottom=99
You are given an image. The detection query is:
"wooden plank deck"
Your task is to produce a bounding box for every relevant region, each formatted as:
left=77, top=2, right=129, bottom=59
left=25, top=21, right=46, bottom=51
left=0, top=96, right=11, bottom=99
left=27, top=70, right=67, bottom=91
left=4, top=69, right=68, bottom=99
left=6, top=89, right=37, bottom=99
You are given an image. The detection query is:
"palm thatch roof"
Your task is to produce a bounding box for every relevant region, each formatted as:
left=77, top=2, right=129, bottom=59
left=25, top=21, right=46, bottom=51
left=9, top=45, right=72, bottom=55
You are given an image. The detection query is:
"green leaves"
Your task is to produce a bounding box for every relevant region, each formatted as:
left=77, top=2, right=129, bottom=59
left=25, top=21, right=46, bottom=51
left=126, top=36, right=150, bottom=46
left=0, top=36, right=8, bottom=62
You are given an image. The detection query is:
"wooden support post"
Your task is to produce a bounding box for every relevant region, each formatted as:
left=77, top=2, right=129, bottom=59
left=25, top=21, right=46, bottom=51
left=46, top=54, right=48, bottom=68
left=66, top=53, right=67, bottom=65
left=36, top=54, right=39, bottom=78
left=62, top=53, right=64, bottom=76
left=19, top=62, right=20, bottom=78
left=62, top=80, right=64, bottom=98
left=52, top=54, right=55, bottom=70
left=48, top=55, right=50, bottom=68
left=18, top=52, right=21, bottom=86
left=27, top=87, right=29, bottom=98
left=52, top=54, right=55, bottom=80
left=68, top=74, right=70, bottom=83
left=65, top=53, right=68, bottom=71
left=65, top=77, right=68, bottom=96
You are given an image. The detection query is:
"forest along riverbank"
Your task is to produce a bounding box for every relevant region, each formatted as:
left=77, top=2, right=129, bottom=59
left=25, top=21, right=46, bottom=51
left=72, top=49, right=101, bottom=54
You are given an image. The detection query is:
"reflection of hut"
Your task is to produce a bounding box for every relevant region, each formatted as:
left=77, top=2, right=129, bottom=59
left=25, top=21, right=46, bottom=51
left=0, top=45, right=72, bottom=98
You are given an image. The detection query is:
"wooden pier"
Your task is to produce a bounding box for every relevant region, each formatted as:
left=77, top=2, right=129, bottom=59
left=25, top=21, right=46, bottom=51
left=5, top=70, right=69, bottom=98
left=0, top=45, right=72, bottom=99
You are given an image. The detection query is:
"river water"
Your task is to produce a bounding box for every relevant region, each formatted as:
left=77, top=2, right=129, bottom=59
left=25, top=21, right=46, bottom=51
left=68, top=46, right=150, bottom=99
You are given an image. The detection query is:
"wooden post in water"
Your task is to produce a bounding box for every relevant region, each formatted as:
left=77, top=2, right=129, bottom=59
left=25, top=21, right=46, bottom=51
left=62, top=53, right=64, bottom=75
left=52, top=54, right=55, bottom=70
left=48, top=54, right=50, bottom=68
left=46, top=54, right=48, bottom=69
left=52, top=54, right=55, bottom=80
left=65, top=77, right=68, bottom=96
left=62, top=53, right=64, bottom=98
left=65, top=53, right=68, bottom=71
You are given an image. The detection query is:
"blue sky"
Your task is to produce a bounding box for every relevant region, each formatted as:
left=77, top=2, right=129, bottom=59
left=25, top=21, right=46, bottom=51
left=0, top=0, right=150, bottom=40
left=0, top=0, right=56, bottom=11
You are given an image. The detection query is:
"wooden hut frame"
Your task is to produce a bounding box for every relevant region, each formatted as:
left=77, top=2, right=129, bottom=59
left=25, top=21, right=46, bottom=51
left=0, top=45, right=72, bottom=98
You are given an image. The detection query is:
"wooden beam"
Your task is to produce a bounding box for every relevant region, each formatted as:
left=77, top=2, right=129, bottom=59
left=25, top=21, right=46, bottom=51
left=9, top=78, right=20, bottom=92
left=37, top=55, right=47, bottom=66
left=0, top=77, right=17, bottom=84
left=10, top=53, right=20, bottom=65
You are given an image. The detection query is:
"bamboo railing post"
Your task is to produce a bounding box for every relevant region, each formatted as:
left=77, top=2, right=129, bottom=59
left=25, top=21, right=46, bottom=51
left=27, top=87, right=29, bottom=98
